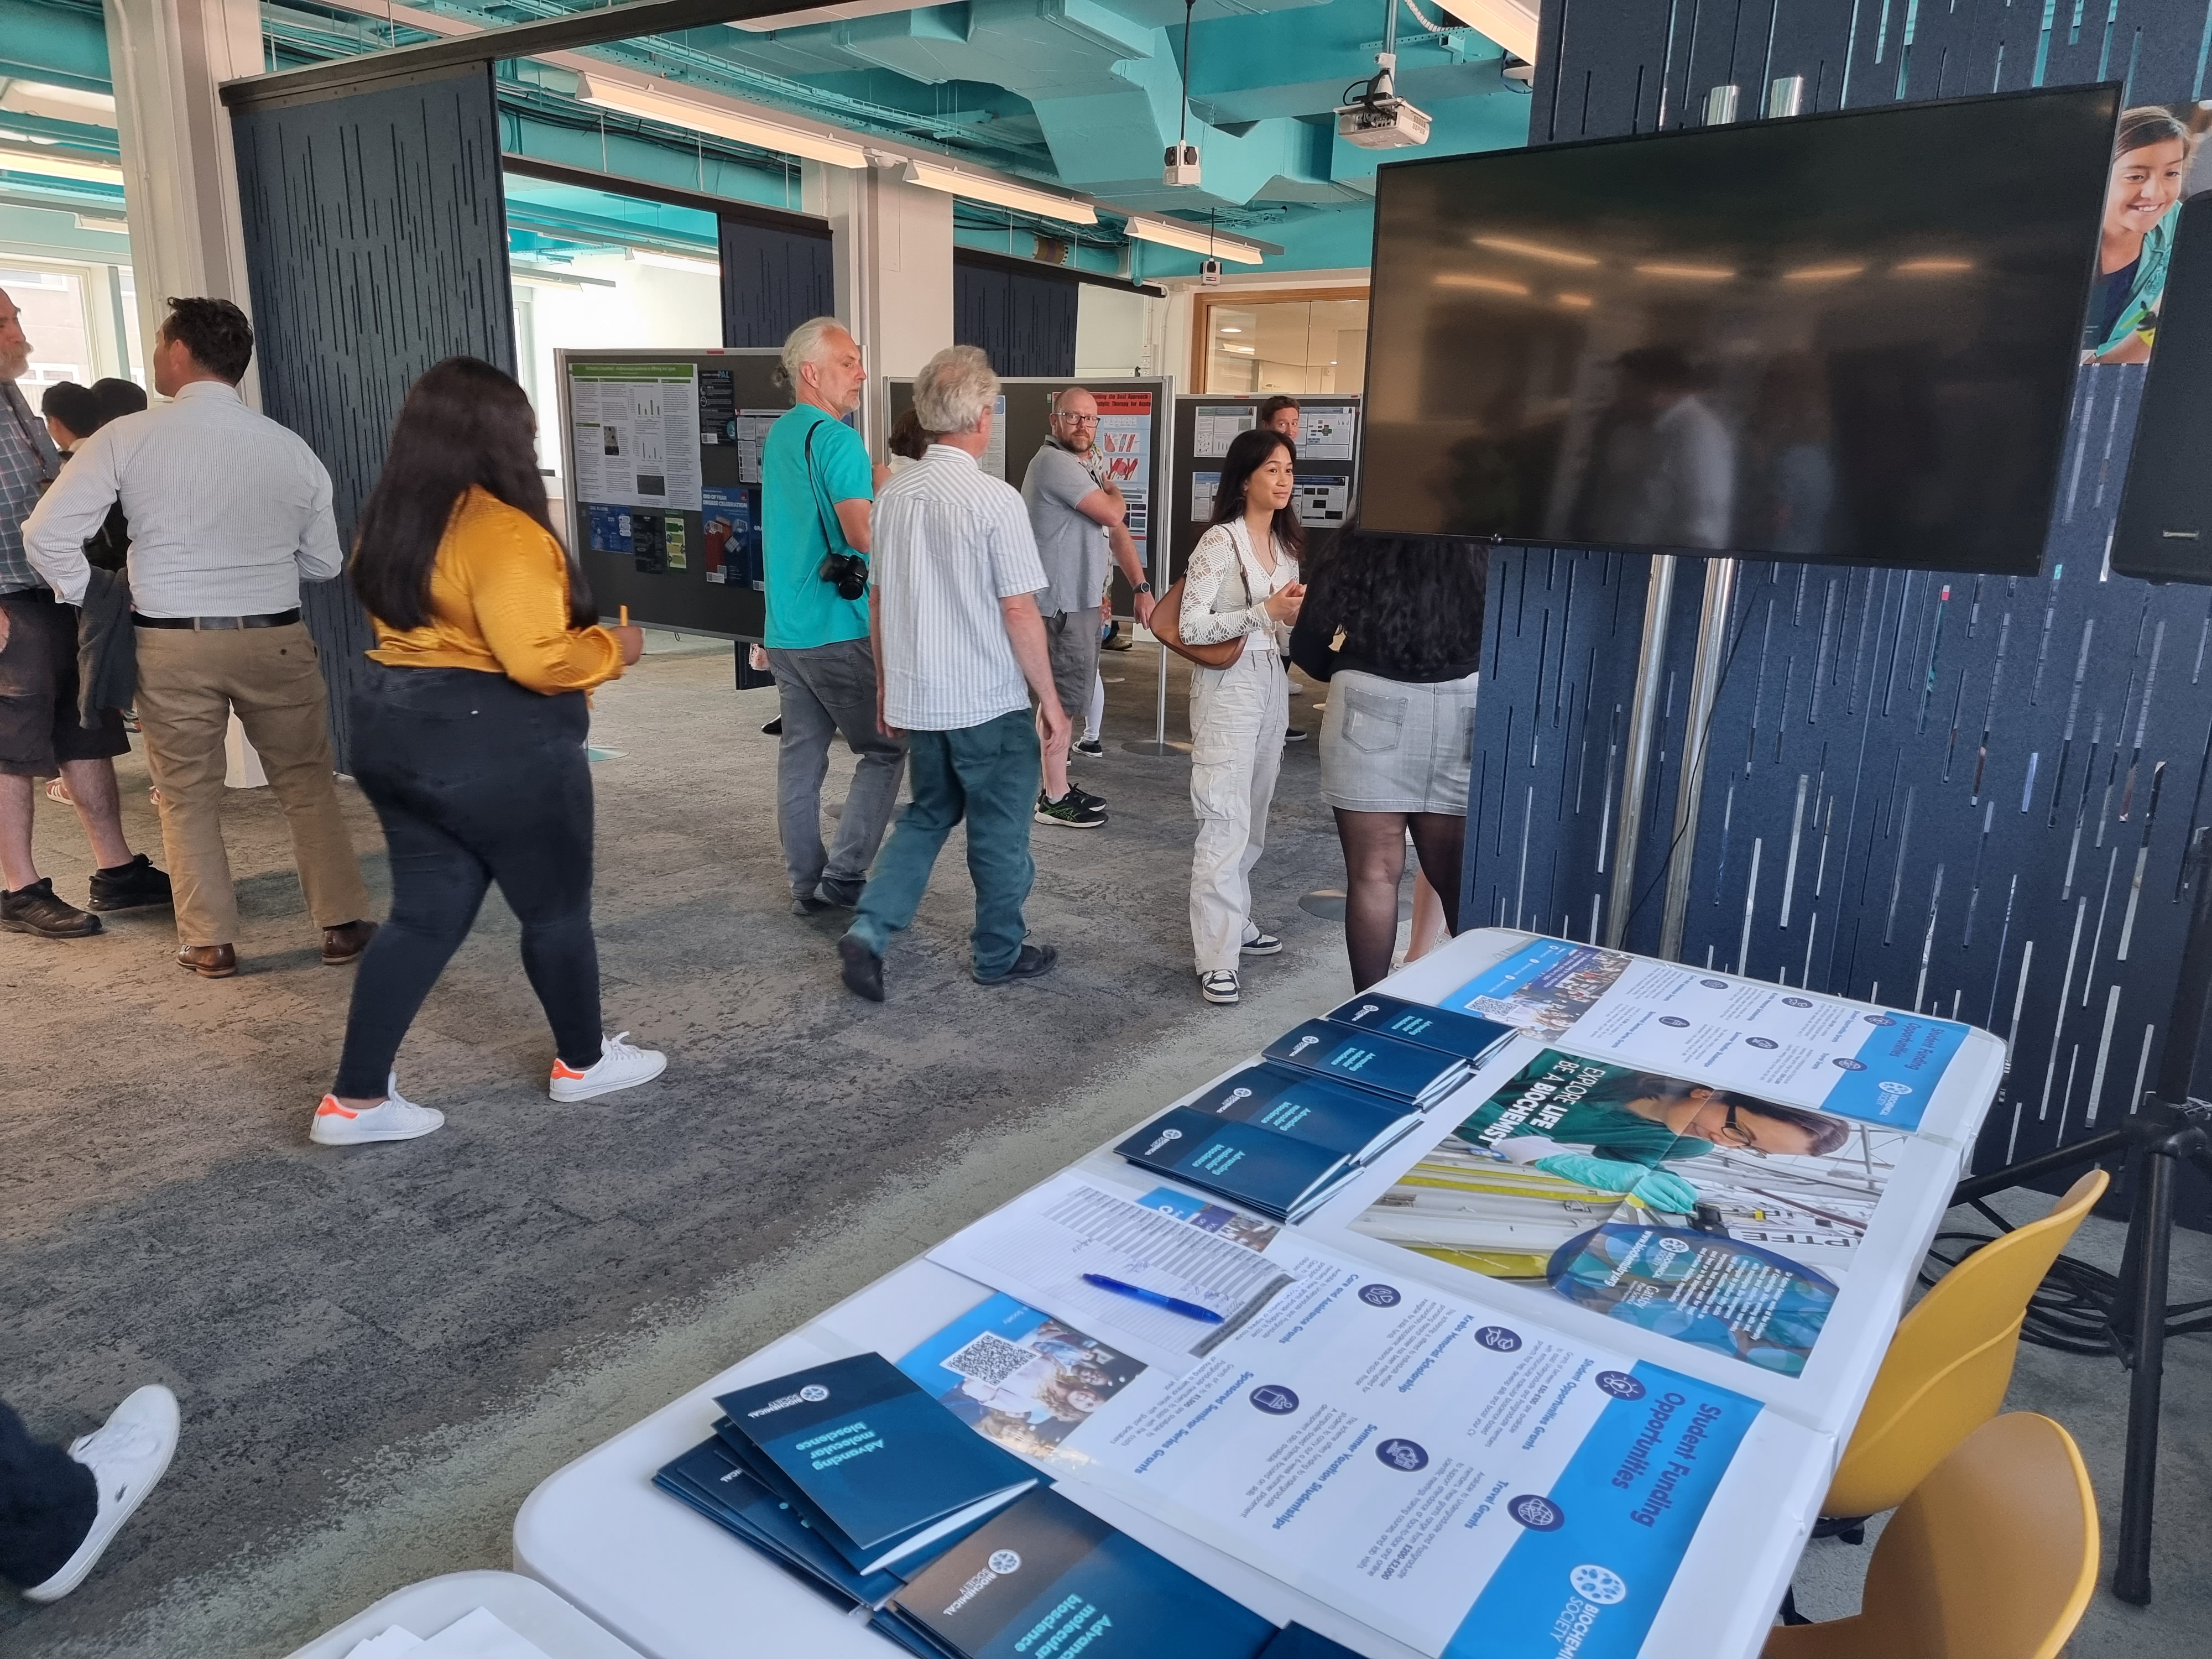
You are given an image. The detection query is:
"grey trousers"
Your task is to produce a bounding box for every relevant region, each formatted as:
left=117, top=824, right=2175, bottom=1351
left=766, top=638, right=907, bottom=900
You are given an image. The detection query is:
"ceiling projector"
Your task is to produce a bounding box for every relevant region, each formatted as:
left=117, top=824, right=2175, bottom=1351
left=1336, top=53, right=1431, bottom=149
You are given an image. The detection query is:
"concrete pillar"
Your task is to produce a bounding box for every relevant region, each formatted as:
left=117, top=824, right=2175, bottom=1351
left=103, top=0, right=274, bottom=787
left=103, top=0, right=263, bottom=389
left=815, top=161, right=952, bottom=453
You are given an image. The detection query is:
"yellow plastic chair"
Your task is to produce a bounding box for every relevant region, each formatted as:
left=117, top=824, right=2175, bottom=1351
left=1823, top=1168, right=2109, bottom=1522
left=1765, top=1412, right=2098, bottom=1659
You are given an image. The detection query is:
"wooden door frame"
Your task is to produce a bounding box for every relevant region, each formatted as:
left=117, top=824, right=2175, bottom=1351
left=1190, top=283, right=1371, bottom=391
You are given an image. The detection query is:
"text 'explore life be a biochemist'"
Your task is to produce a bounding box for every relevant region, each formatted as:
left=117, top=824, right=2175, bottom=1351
left=1446, top=938, right=1964, bottom=1131
left=1036, top=1241, right=1760, bottom=1659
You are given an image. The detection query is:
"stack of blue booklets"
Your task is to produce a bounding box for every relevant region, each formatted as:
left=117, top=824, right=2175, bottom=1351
left=873, top=1486, right=1280, bottom=1659
left=1319, top=991, right=1516, bottom=1068
left=1115, top=996, right=1517, bottom=1224
left=654, top=1353, right=1039, bottom=1608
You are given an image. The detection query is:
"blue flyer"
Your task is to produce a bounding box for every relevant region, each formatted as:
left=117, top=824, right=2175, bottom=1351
left=1043, top=1243, right=1761, bottom=1659
left=1444, top=937, right=1966, bottom=1131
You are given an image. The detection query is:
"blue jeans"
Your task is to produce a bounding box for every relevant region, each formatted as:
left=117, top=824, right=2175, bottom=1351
left=847, top=708, right=1039, bottom=978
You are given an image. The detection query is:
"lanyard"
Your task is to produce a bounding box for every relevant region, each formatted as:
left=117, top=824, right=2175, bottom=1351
left=1, top=382, right=58, bottom=487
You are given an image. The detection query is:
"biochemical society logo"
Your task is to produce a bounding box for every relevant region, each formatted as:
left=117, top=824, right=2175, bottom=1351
left=1141, top=1126, right=1185, bottom=1155
left=1545, top=1561, right=1632, bottom=1655
left=941, top=1548, right=1022, bottom=1618
left=744, top=1381, right=830, bottom=1418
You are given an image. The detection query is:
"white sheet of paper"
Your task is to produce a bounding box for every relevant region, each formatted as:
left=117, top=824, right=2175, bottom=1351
left=413, top=1607, right=554, bottom=1659
left=343, top=1626, right=424, bottom=1659
left=926, top=1172, right=1298, bottom=1372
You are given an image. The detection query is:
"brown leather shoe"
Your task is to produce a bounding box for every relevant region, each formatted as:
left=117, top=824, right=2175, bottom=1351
left=176, top=943, right=237, bottom=978
left=321, top=919, right=378, bottom=964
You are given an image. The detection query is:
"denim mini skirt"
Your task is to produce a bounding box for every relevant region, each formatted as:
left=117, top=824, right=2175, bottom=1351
left=1317, top=668, right=1479, bottom=815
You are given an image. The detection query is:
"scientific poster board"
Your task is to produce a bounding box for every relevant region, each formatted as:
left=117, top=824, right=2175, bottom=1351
left=557, top=347, right=787, bottom=639
left=884, top=375, right=1175, bottom=608
left=1168, top=393, right=1363, bottom=585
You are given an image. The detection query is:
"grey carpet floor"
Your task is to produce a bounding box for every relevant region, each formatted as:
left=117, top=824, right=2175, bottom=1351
left=4, top=640, right=2208, bottom=1655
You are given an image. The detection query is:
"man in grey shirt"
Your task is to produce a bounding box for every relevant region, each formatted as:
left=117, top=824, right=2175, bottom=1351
left=25, top=298, right=373, bottom=978
left=1020, top=387, right=1152, bottom=827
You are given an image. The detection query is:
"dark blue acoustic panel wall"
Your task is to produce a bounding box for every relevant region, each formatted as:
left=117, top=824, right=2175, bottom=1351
left=954, top=253, right=1078, bottom=378
left=1483, top=0, right=2212, bottom=1219
left=232, top=65, right=513, bottom=768
left=719, top=215, right=834, bottom=347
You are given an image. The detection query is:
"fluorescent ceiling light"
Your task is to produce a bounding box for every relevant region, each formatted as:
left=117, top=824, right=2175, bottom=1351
left=0, top=81, right=116, bottom=124
left=1784, top=262, right=1865, bottom=281
left=1635, top=262, right=1734, bottom=280
left=1123, top=216, right=1265, bottom=264
left=1556, top=292, right=1594, bottom=308
left=1895, top=257, right=1974, bottom=275
left=630, top=248, right=719, bottom=273
left=1474, top=234, right=1597, bottom=267
left=575, top=73, right=867, bottom=170
left=901, top=158, right=1095, bottom=225
left=1438, top=0, right=1541, bottom=62
left=0, top=145, right=123, bottom=185
left=512, top=264, right=618, bottom=289
left=1434, top=272, right=1530, bottom=295
left=1218, top=325, right=1241, bottom=332
left=74, top=213, right=129, bottom=234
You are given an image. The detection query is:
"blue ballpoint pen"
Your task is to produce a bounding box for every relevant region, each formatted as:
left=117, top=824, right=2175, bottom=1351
left=1081, top=1273, right=1225, bottom=1323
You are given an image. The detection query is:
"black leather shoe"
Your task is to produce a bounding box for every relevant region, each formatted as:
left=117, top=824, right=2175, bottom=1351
left=838, top=935, right=885, bottom=1001
left=794, top=891, right=836, bottom=916
left=975, top=943, right=1057, bottom=985
left=86, top=853, right=173, bottom=912
left=321, top=920, right=377, bottom=964
left=1, top=878, right=101, bottom=937
left=817, top=879, right=865, bottom=909
left=176, top=942, right=237, bottom=977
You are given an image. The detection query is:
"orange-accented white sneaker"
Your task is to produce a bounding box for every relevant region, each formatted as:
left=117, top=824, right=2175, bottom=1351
left=549, top=1032, right=667, bottom=1102
left=309, top=1074, right=445, bottom=1146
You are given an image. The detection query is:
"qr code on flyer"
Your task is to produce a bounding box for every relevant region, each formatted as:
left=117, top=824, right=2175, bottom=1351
left=942, top=1331, right=1034, bottom=1387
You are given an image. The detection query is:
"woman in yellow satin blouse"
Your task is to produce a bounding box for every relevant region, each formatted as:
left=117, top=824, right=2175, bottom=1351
left=309, top=357, right=665, bottom=1149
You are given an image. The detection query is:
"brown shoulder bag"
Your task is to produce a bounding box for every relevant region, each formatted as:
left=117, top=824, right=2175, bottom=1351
left=1151, top=538, right=1253, bottom=669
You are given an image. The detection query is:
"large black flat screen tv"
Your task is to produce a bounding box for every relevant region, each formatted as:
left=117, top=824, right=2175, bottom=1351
left=1360, top=85, right=2124, bottom=574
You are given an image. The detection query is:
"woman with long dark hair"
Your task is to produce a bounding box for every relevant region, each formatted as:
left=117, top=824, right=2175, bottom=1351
left=309, top=357, right=660, bottom=1146
left=1290, top=528, right=1485, bottom=990
left=1180, top=426, right=1305, bottom=1005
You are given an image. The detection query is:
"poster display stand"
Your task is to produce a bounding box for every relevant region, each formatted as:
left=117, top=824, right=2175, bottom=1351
left=885, top=375, right=1180, bottom=749
left=555, top=347, right=787, bottom=644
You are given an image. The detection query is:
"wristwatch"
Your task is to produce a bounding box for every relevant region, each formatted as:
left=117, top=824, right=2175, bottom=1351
left=1132, top=581, right=1153, bottom=595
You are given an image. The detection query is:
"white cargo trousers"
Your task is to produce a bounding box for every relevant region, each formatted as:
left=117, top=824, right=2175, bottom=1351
left=1187, top=647, right=1289, bottom=974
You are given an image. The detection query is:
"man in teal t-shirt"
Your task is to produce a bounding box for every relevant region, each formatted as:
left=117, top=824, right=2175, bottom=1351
left=761, top=318, right=905, bottom=915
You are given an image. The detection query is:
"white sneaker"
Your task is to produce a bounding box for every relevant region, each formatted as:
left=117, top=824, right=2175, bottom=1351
left=549, top=1032, right=667, bottom=1102
left=23, top=1385, right=181, bottom=1603
left=1199, top=969, right=1241, bottom=1005
left=310, top=1073, right=445, bottom=1146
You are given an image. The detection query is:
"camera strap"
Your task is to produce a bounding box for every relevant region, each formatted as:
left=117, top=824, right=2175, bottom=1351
left=802, top=418, right=855, bottom=565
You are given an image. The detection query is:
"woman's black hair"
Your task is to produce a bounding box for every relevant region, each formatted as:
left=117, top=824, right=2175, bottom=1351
left=351, top=356, right=595, bottom=632
left=1208, top=427, right=1305, bottom=559
left=39, top=381, right=102, bottom=442
left=1301, top=524, right=1488, bottom=678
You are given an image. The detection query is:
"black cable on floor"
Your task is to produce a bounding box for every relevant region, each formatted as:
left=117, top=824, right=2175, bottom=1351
left=1919, top=1196, right=2212, bottom=1356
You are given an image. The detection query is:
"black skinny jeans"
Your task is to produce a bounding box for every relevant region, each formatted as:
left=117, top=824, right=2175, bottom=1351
left=0, top=1399, right=95, bottom=1589
left=333, top=665, right=603, bottom=1097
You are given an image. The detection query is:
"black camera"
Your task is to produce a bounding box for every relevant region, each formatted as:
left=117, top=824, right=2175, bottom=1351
left=821, top=550, right=869, bottom=601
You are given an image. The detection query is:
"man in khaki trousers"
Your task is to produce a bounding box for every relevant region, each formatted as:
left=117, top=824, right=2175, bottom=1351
left=24, top=298, right=373, bottom=977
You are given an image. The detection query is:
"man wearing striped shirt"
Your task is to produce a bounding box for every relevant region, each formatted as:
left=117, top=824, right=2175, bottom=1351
left=837, top=345, right=1067, bottom=1002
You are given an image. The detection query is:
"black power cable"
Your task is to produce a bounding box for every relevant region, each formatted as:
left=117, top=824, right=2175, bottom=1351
left=1922, top=1197, right=2212, bottom=1355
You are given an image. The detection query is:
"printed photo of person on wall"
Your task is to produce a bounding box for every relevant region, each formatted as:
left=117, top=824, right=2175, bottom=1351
left=2084, top=102, right=2212, bottom=364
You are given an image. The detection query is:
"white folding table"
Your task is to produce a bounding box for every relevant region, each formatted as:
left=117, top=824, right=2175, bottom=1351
left=514, top=930, right=2003, bottom=1659
left=286, top=1569, right=643, bottom=1658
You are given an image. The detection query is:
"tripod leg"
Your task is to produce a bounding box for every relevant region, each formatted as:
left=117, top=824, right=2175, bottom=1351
left=2114, top=1146, right=2176, bottom=1605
